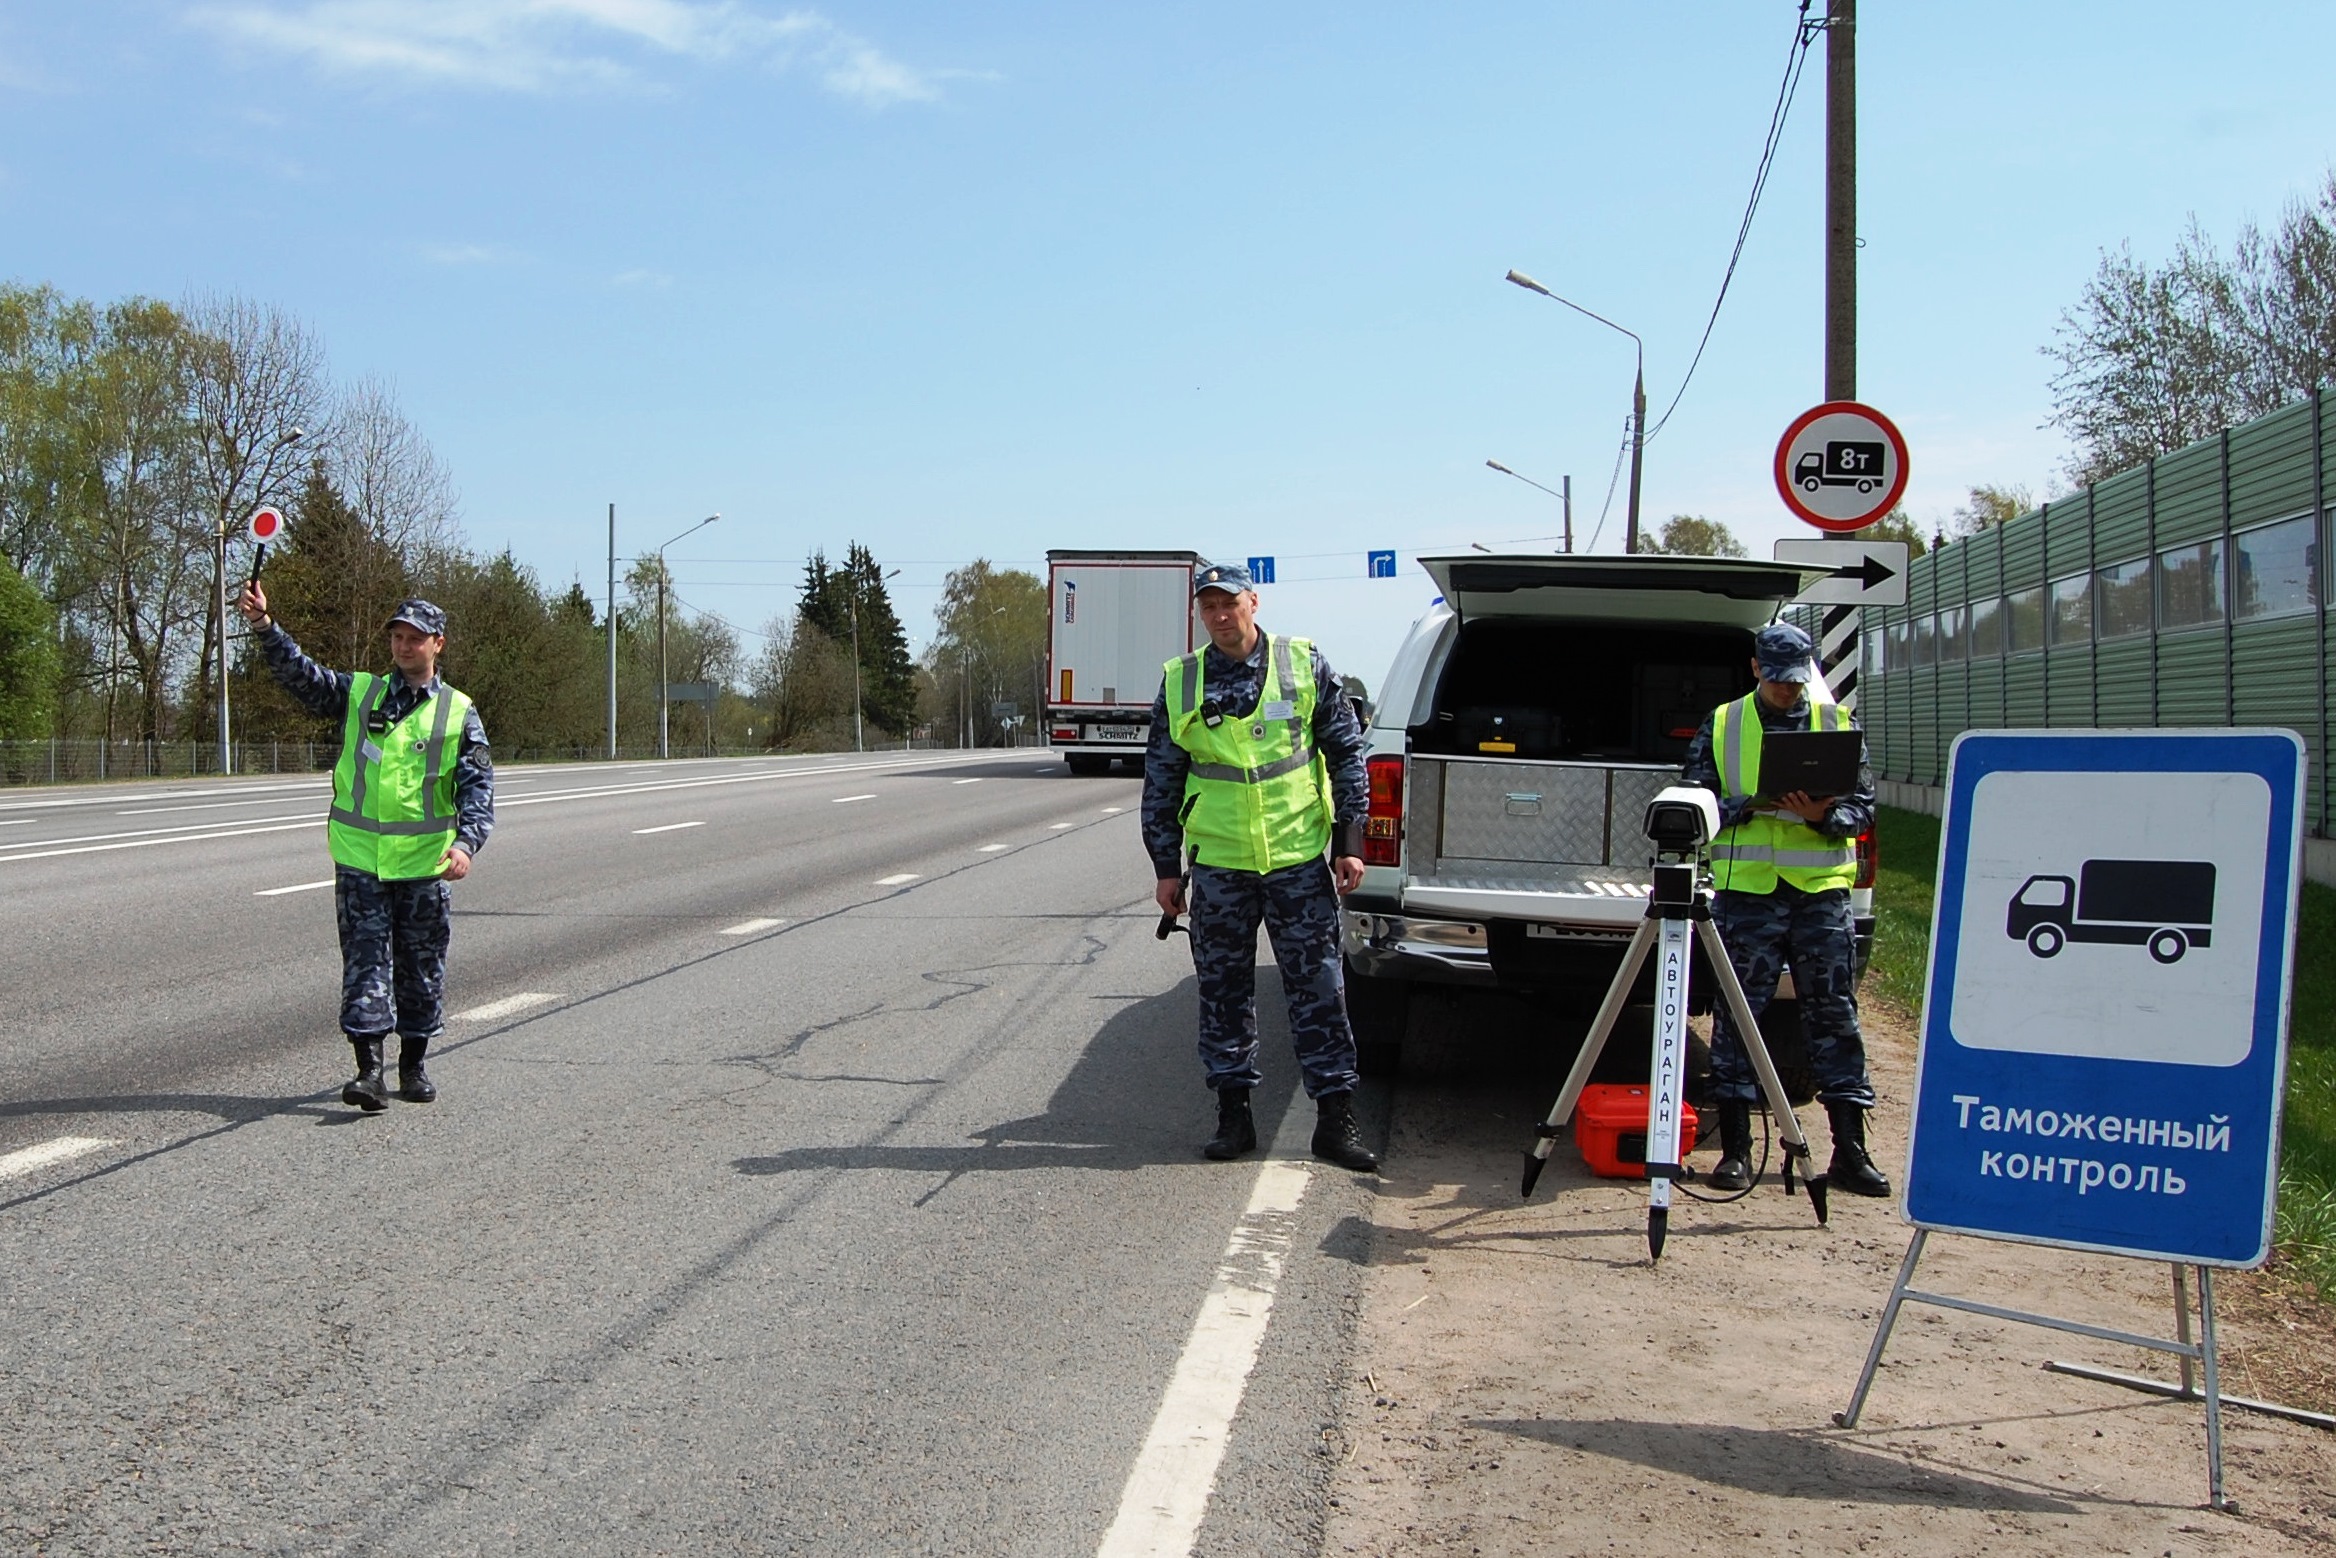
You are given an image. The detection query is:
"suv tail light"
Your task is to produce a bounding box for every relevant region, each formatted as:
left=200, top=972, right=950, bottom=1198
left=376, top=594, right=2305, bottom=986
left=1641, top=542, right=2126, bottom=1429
left=1364, top=754, right=1404, bottom=867
left=1854, top=825, right=1877, bottom=890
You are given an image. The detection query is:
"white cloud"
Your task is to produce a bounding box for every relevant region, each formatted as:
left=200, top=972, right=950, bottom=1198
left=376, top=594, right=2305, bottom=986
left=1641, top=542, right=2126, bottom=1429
left=417, top=241, right=521, bottom=266
left=186, top=1, right=941, bottom=105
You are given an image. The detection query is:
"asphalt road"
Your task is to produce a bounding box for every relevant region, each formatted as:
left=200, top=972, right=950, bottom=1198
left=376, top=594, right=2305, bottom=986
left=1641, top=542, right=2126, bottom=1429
left=0, top=752, right=1385, bottom=1556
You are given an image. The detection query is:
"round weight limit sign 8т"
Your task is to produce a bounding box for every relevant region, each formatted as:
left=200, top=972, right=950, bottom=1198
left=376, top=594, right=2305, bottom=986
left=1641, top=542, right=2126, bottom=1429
left=1773, top=400, right=1909, bottom=533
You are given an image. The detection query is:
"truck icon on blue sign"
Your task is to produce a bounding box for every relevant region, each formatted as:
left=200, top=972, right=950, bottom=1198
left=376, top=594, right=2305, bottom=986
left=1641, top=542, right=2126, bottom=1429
left=2006, top=858, right=2216, bottom=965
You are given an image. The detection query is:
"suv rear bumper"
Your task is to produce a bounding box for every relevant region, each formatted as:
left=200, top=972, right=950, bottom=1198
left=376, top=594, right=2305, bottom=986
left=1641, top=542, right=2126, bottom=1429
left=1342, top=906, right=1876, bottom=992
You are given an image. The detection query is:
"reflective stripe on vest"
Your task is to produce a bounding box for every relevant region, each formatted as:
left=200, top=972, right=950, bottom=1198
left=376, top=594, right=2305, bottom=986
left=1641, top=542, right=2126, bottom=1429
left=328, top=672, right=472, bottom=879
left=1163, top=634, right=1330, bottom=873
left=1708, top=693, right=1857, bottom=893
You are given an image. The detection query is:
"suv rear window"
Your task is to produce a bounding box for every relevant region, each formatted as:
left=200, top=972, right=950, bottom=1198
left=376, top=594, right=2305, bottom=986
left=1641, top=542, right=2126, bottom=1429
left=1412, top=618, right=1755, bottom=763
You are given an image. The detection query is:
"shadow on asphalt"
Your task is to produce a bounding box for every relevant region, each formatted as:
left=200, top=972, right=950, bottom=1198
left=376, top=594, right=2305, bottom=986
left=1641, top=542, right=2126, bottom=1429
left=1469, top=1417, right=2082, bottom=1513
left=0, top=1090, right=335, bottom=1125
left=731, top=970, right=1360, bottom=1198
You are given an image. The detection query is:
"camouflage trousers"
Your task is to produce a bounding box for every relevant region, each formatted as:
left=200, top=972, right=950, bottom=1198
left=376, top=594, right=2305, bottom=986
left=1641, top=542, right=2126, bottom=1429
left=1707, top=883, right=1876, bottom=1108
left=335, top=868, right=452, bottom=1042
left=1187, top=858, right=1360, bottom=1099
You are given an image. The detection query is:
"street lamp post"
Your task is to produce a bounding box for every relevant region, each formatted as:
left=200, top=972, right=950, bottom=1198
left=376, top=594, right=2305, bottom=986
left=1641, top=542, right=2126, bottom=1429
left=215, top=426, right=303, bottom=774
left=1505, top=270, right=1645, bottom=554
left=656, top=513, right=719, bottom=759
left=1485, top=459, right=1575, bottom=553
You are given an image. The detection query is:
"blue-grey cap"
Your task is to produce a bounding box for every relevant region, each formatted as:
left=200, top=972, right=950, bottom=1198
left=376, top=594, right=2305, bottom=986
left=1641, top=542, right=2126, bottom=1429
left=1192, top=562, right=1254, bottom=596
left=386, top=599, right=447, bottom=637
left=1754, top=621, right=1817, bottom=682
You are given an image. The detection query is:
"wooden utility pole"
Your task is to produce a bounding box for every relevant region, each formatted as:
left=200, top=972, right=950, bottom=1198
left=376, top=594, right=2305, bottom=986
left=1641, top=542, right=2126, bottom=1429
left=1825, top=0, right=1856, bottom=402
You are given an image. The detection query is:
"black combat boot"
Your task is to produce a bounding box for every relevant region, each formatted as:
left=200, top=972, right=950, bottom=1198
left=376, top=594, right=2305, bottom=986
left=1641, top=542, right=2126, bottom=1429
left=1203, top=1088, right=1257, bottom=1160
left=1708, top=1101, right=1754, bottom=1191
left=396, top=1036, right=438, bottom=1104
left=343, top=1035, right=390, bottom=1112
left=1312, top=1091, right=1380, bottom=1173
left=1825, top=1101, right=1893, bottom=1198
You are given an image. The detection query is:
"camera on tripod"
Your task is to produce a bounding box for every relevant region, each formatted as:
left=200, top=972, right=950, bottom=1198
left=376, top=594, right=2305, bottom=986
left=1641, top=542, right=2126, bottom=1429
left=1643, top=786, right=1720, bottom=908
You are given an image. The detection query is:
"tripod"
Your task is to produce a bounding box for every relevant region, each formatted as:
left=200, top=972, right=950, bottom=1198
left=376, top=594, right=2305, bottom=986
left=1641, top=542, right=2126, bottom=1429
left=1521, top=850, right=1830, bottom=1259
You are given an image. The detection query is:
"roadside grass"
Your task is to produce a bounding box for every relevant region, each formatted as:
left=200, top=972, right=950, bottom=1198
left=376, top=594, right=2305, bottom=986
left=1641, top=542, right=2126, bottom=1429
left=1869, top=805, right=2336, bottom=1299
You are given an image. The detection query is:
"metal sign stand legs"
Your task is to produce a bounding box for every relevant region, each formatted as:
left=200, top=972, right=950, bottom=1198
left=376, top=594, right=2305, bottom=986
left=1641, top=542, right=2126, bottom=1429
left=1521, top=862, right=1828, bottom=1257
left=1833, top=1230, right=2273, bottom=1511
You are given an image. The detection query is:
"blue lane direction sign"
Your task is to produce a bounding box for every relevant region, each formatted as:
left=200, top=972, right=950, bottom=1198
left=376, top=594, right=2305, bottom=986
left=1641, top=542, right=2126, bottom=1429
left=1246, top=556, right=1275, bottom=584
left=1367, top=549, right=1396, bottom=578
left=1904, top=729, right=2305, bottom=1267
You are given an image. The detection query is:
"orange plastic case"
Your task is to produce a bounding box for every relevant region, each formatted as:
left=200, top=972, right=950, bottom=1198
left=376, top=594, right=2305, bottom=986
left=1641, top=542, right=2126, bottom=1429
left=1573, top=1083, right=1700, bottom=1180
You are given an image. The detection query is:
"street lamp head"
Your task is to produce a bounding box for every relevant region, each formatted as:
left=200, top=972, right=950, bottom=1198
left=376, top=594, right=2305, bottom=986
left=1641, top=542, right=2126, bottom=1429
left=1486, top=459, right=1514, bottom=475
left=283, top=427, right=305, bottom=446
left=1505, top=269, right=1553, bottom=298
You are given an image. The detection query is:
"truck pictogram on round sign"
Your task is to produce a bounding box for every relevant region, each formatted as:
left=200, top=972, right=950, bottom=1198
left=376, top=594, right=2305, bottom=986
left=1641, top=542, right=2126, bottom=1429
left=1772, top=400, right=1909, bottom=533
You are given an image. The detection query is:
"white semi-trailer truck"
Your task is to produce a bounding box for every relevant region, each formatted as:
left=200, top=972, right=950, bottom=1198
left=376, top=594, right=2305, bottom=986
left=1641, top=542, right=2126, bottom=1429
left=1044, top=549, right=1202, bottom=775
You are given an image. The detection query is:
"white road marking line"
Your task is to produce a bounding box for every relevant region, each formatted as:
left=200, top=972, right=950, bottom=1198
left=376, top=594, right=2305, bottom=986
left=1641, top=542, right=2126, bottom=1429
left=831, top=793, right=877, bottom=804
left=1049, top=823, right=1075, bottom=830
left=0, top=1136, right=115, bottom=1183
left=1033, top=765, right=1056, bottom=772
left=978, top=844, right=1010, bottom=852
left=632, top=820, right=705, bottom=835
left=874, top=873, right=920, bottom=886
left=1098, top=1106, right=1315, bottom=1558
left=1101, top=807, right=1124, bottom=814
left=452, top=992, right=561, bottom=1022
left=720, top=917, right=786, bottom=935
left=255, top=879, right=335, bottom=897
left=0, top=819, right=324, bottom=864
left=0, top=819, right=31, bottom=826
left=119, top=799, right=296, bottom=816
left=951, top=777, right=984, bottom=785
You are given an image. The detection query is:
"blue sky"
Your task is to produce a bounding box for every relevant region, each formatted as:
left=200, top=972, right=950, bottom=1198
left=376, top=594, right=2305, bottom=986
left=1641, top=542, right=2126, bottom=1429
left=6, top=3, right=2335, bottom=687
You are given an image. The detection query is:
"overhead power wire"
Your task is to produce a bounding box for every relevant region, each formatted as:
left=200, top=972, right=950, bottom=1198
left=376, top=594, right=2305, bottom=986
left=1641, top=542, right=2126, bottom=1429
left=1583, top=416, right=1635, bottom=554
left=1642, top=1, right=1822, bottom=444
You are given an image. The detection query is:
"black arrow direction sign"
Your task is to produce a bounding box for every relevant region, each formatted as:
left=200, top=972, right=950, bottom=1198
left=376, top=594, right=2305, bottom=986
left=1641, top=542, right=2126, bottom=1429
left=1833, top=553, right=1897, bottom=593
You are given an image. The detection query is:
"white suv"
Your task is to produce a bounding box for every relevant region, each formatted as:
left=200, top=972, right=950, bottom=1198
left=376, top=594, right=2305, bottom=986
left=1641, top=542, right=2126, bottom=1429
left=1342, top=554, right=1876, bottom=1085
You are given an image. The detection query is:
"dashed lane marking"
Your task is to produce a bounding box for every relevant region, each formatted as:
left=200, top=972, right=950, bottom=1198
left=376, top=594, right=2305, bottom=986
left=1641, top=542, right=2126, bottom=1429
left=632, top=820, right=706, bottom=835
left=1049, top=823, right=1075, bottom=830
left=0, top=1137, right=115, bottom=1183
left=720, top=918, right=786, bottom=935
left=1097, top=1102, right=1315, bottom=1557
left=874, top=873, right=921, bottom=886
left=951, top=778, right=984, bottom=785
left=977, top=844, right=1010, bottom=852
left=1101, top=807, right=1125, bottom=814
left=832, top=794, right=877, bottom=804
left=452, top=992, right=562, bottom=1022
left=255, top=879, right=336, bottom=897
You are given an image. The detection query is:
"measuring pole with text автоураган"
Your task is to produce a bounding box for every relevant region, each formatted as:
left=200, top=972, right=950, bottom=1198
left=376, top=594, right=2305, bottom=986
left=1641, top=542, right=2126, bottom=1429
left=1522, top=787, right=1828, bottom=1259
left=1834, top=728, right=2316, bottom=1512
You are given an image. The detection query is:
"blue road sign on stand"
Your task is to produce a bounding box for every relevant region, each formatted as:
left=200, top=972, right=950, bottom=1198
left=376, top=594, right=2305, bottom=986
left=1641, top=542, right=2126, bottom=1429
left=1903, top=728, right=2305, bottom=1267
left=1246, top=556, right=1275, bottom=584
left=1367, top=550, right=1396, bottom=578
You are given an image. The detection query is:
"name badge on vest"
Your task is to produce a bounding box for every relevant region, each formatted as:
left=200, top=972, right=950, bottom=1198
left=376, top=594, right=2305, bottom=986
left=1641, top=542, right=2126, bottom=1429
left=1259, top=700, right=1294, bottom=722
left=359, top=739, right=384, bottom=765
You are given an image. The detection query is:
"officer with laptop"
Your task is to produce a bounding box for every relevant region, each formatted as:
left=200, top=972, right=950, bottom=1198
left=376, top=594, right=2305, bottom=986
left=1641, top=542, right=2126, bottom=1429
left=1679, top=620, right=1891, bottom=1199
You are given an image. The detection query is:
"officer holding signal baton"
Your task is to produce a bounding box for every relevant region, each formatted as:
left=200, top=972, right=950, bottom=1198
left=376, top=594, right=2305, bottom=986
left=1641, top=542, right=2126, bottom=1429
left=238, top=581, right=493, bottom=1111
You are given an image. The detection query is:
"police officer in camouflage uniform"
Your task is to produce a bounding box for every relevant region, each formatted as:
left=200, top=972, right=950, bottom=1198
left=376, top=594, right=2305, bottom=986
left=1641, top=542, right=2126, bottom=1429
left=238, top=582, right=494, bottom=1112
left=1680, top=621, right=1891, bottom=1198
left=1141, top=562, right=1378, bottom=1172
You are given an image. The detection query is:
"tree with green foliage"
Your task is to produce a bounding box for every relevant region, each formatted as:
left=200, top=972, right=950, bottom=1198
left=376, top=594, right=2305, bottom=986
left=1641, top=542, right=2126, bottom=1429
left=0, top=555, right=59, bottom=741
left=925, top=560, right=1046, bottom=746
left=1857, top=507, right=1929, bottom=559
left=796, top=543, right=914, bottom=738
left=1638, top=514, right=1747, bottom=558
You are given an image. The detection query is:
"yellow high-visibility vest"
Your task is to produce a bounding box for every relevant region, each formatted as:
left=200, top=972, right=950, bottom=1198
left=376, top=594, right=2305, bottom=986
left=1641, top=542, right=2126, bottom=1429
left=1162, top=635, right=1331, bottom=873
left=327, top=672, right=473, bottom=881
left=1708, top=693, right=1858, bottom=894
